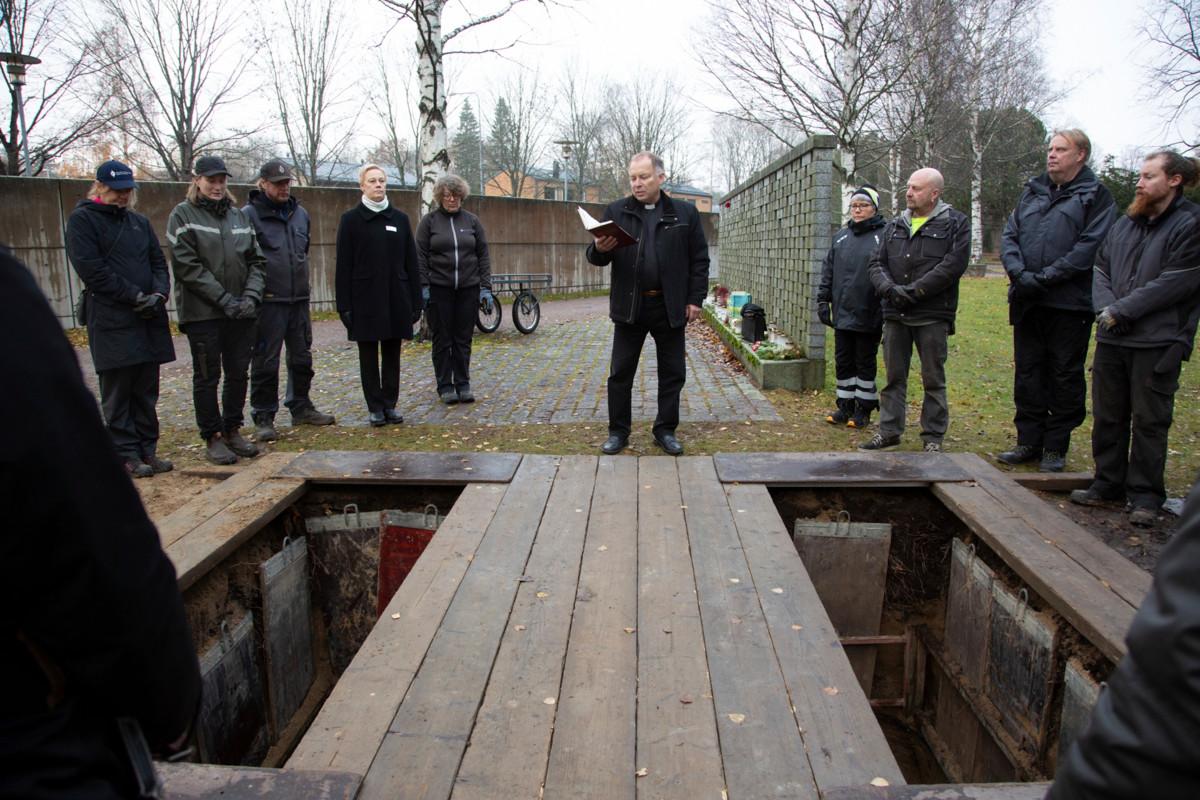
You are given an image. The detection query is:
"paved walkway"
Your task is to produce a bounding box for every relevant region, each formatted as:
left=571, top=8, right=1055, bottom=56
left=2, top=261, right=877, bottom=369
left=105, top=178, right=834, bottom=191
left=77, top=299, right=780, bottom=429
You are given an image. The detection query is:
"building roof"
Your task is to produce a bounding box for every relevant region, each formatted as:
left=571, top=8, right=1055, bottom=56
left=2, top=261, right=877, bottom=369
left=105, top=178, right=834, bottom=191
left=290, top=159, right=419, bottom=188
left=663, top=181, right=712, bottom=199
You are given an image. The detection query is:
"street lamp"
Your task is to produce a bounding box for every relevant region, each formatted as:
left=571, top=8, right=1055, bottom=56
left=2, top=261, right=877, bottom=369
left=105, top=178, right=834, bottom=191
left=553, top=139, right=579, bottom=202
left=0, top=52, right=42, bottom=177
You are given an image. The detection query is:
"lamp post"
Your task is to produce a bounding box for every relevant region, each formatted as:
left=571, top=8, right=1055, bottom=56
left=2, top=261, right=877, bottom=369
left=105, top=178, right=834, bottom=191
left=0, top=52, right=42, bottom=177
left=553, top=139, right=579, bottom=202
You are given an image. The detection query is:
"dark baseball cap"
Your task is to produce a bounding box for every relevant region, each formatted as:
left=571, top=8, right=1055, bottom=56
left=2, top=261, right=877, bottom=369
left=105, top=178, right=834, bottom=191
left=193, top=155, right=231, bottom=177
left=259, top=159, right=294, bottom=182
left=96, top=160, right=137, bottom=190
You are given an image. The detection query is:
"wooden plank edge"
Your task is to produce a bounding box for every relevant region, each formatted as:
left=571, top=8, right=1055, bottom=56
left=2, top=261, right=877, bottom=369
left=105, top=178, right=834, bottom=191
left=159, top=762, right=362, bottom=799
left=822, top=783, right=1050, bottom=799
left=1009, top=472, right=1092, bottom=491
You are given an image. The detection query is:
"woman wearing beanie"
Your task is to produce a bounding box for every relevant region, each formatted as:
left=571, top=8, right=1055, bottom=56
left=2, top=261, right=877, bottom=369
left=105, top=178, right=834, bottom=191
left=416, top=173, right=493, bottom=404
left=816, top=185, right=887, bottom=428
left=66, top=159, right=175, bottom=477
left=335, top=164, right=423, bottom=426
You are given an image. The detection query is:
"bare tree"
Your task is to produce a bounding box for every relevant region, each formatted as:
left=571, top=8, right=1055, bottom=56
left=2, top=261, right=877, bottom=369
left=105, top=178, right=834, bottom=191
left=1, top=0, right=111, bottom=175
left=710, top=115, right=779, bottom=194
left=1143, top=0, right=1199, bottom=147
left=554, top=65, right=605, bottom=202
left=595, top=74, right=693, bottom=197
left=92, top=0, right=254, bottom=179
left=486, top=71, right=551, bottom=198
left=370, top=58, right=422, bottom=188
left=263, top=0, right=357, bottom=185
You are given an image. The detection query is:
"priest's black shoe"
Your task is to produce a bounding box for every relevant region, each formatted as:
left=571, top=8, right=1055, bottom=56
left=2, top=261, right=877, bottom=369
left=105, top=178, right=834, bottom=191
left=654, top=433, right=684, bottom=456
left=600, top=435, right=627, bottom=455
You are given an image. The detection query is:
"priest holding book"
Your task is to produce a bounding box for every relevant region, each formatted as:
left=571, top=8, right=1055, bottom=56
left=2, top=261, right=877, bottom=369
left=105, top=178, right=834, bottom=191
left=585, top=151, right=710, bottom=456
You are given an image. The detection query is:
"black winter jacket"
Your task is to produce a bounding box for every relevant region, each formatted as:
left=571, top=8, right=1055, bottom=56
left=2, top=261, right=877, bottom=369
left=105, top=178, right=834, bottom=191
left=416, top=207, right=492, bottom=291
left=66, top=200, right=175, bottom=372
left=0, top=248, right=200, bottom=799
left=335, top=202, right=423, bottom=342
left=243, top=191, right=311, bottom=303
left=1001, top=166, right=1116, bottom=320
left=869, top=201, right=971, bottom=332
left=818, top=214, right=886, bottom=332
left=585, top=193, right=710, bottom=328
left=1047, top=478, right=1200, bottom=799
left=1094, top=195, right=1200, bottom=359
left=167, top=195, right=266, bottom=326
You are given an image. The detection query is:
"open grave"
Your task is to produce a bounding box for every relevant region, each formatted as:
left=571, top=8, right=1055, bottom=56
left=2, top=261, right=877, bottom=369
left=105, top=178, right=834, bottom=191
left=154, top=450, right=1145, bottom=799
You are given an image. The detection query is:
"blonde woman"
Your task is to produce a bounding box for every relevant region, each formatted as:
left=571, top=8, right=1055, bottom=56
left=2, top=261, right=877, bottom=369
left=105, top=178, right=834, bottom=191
left=335, top=164, right=423, bottom=426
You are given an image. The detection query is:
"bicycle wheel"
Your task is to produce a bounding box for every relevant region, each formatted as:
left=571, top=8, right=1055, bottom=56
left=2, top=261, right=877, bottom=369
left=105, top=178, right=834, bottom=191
left=513, top=291, right=541, bottom=334
left=476, top=296, right=502, bottom=333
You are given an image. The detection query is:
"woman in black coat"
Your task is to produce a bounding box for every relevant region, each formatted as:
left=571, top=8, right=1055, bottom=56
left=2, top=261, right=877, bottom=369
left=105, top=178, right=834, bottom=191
left=66, top=160, right=175, bottom=477
left=335, top=164, right=423, bottom=426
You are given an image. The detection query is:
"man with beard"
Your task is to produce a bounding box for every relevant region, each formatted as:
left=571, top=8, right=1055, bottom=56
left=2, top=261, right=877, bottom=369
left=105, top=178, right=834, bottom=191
left=998, top=130, right=1116, bottom=473
left=1070, top=150, right=1200, bottom=527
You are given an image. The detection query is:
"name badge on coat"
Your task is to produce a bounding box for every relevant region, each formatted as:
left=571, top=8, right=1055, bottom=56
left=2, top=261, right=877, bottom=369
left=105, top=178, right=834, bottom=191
left=386, top=225, right=397, bottom=232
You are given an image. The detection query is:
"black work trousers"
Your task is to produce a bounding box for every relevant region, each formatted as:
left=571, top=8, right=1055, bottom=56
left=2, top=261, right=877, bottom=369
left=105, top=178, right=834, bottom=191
left=184, top=318, right=255, bottom=440
left=833, top=327, right=882, bottom=411
left=97, top=362, right=161, bottom=461
left=1012, top=308, right=1093, bottom=454
left=607, top=296, right=686, bottom=439
left=1090, top=342, right=1181, bottom=511
left=357, top=339, right=403, bottom=413
left=428, top=285, right=478, bottom=393
left=250, top=301, right=315, bottom=420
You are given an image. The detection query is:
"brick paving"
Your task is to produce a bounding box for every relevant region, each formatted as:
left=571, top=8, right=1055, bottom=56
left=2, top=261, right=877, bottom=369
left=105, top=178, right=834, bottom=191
left=77, top=302, right=781, bottom=430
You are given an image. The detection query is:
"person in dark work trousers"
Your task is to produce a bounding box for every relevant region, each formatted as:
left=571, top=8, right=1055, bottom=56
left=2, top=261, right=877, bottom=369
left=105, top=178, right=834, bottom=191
left=416, top=173, right=494, bottom=405
left=587, top=151, right=710, bottom=456
left=335, top=164, right=424, bottom=427
left=243, top=159, right=336, bottom=441
left=817, top=185, right=887, bottom=429
left=66, top=160, right=176, bottom=478
left=998, top=129, right=1116, bottom=473
left=1, top=246, right=201, bottom=799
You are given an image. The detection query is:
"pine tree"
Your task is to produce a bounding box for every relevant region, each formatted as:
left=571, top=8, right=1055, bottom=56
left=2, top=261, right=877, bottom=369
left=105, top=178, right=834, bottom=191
left=487, top=98, right=520, bottom=197
left=451, top=100, right=484, bottom=194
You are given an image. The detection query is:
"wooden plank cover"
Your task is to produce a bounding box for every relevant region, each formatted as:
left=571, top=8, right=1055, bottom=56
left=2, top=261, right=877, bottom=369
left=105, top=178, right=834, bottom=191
left=259, top=536, right=315, bottom=738
left=713, top=451, right=970, bottom=485
left=159, top=762, right=362, bottom=799
left=277, top=451, right=521, bottom=484
left=823, top=784, right=1050, bottom=799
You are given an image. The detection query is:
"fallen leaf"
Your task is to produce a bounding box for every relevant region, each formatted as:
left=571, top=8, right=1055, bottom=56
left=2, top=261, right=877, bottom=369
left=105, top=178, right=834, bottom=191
left=516, top=575, right=533, bottom=582
left=543, top=697, right=556, bottom=705
left=390, top=613, right=401, bottom=620
left=598, top=545, right=608, bottom=551
left=791, top=624, right=803, bottom=631
left=623, top=627, right=636, bottom=634
left=635, top=768, right=648, bottom=778
left=870, top=778, right=890, bottom=787
left=514, top=624, right=527, bottom=631
left=771, top=587, right=784, bottom=594
left=823, top=686, right=840, bottom=696
left=727, top=713, right=746, bottom=724
left=680, top=694, right=694, bottom=704
left=729, top=578, right=740, bottom=584
left=536, top=591, right=549, bottom=598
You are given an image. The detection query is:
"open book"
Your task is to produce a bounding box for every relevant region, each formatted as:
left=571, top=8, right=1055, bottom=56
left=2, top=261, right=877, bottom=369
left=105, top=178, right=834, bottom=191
left=577, top=206, right=638, bottom=247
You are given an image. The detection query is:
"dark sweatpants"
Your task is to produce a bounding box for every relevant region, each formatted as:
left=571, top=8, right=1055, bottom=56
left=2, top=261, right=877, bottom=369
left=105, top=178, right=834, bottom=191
left=833, top=327, right=882, bottom=410
left=1090, top=342, right=1181, bottom=511
left=97, top=362, right=161, bottom=461
left=1012, top=308, right=1093, bottom=454
left=607, top=295, right=686, bottom=439
left=427, top=285, right=478, bottom=393
left=184, top=318, right=255, bottom=440
left=250, top=301, right=315, bottom=419
left=357, top=339, right=403, bottom=413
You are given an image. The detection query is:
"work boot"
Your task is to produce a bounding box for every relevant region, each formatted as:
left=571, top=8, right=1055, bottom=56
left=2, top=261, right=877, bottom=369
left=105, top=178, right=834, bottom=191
left=144, top=454, right=174, bottom=474
left=1129, top=506, right=1158, bottom=527
left=847, top=399, right=876, bottom=429
left=291, top=406, right=335, bottom=426
left=456, top=385, right=475, bottom=403
left=824, top=396, right=853, bottom=425
left=224, top=428, right=260, bottom=458
left=205, top=433, right=238, bottom=465
left=439, top=389, right=459, bottom=405
left=254, top=414, right=277, bottom=442
left=859, top=432, right=901, bottom=450
left=385, top=408, right=404, bottom=424
left=123, top=458, right=154, bottom=478
left=1069, top=485, right=1122, bottom=507
left=997, top=444, right=1041, bottom=465
left=1039, top=450, right=1066, bottom=473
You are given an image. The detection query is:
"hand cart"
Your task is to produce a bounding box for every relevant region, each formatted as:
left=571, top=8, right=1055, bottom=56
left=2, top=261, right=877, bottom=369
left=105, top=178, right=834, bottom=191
left=476, top=273, right=552, bottom=334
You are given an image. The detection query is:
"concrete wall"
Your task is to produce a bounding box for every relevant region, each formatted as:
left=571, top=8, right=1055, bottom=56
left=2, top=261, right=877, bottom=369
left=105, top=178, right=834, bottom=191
left=717, top=135, right=838, bottom=379
left=0, top=176, right=718, bottom=327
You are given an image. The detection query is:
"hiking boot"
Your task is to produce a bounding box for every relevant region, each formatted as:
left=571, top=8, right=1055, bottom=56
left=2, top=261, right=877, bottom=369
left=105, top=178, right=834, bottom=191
left=292, top=406, right=335, bottom=426
left=847, top=399, right=876, bottom=429
left=923, top=441, right=943, bottom=453
left=439, top=389, right=459, bottom=405
left=124, top=458, right=154, bottom=478
left=457, top=386, right=475, bottom=403
left=205, top=433, right=238, bottom=465
left=997, top=444, right=1041, bottom=465
left=859, top=432, right=901, bottom=451
left=224, top=428, right=260, bottom=458
left=254, top=415, right=277, bottom=442
left=825, top=408, right=851, bottom=425
left=144, top=455, right=174, bottom=474
left=1129, top=506, right=1158, bottom=527
left=1039, top=451, right=1066, bottom=473
left=1070, top=486, right=1121, bottom=507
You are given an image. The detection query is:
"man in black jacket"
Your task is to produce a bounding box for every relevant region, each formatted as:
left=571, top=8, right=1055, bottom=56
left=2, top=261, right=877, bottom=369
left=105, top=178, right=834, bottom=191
left=586, top=151, right=710, bottom=456
left=1070, top=150, right=1200, bottom=527
left=244, top=159, right=335, bottom=441
left=863, top=168, right=970, bottom=453
left=999, top=130, right=1116, bottom=473
left=1, top=247, right=201, bottom=799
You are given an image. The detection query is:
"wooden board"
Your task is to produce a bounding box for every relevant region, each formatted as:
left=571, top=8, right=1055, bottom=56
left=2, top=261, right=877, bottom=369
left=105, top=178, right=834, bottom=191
left=1009, top=472, right=1092, bottom=491
left=277, top=451, right=521, bottom=484
left=824, top=784, right=1050, bottom=799
left=678, top=457, right=819, bottom=799
left=259, top=536, right=315, bottom=738
left=713, top=451, right=970, bottom=485
left=287, top=482, right=507, bottom=775
left=453, top=456, right=598, bottom=800
left=726, top=482, right=905, bottom=790
left=1058, top=658, right=1101, bottom=762
left=159, top=762, right=362, bottom=799
left=986, top=581, right=1059, bottom=749
left=635, top=456, right=725, bottom=799
left=157, top=453, right=300, bottom=549
left=196, top=615, right=269, bottom=766
left=358, top=455, right=559, bottom=800
left=542, top=456, right=638, bottom=800
left=945, top=538, right=995, bottom=691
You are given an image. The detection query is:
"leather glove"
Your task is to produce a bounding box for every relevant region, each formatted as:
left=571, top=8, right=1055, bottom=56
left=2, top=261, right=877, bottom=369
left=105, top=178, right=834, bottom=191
left=1015, top=271, right=1046, bottom=298
left=1097, top=307, right=1130, bottom=335
left=817, top=301, right=833, bottom=327
left=888, top=285, right=916, bottom=309
left=480, top=288, right=494, bottom=314
left=339, top=310, right=353, bottom=330
left=421, top=286, right=431, bottom=305
left=218, top=293, right=241, bottom=318
left=233, top=296, right=258, bottom=319
left=134, top=292, right=164, bottom=319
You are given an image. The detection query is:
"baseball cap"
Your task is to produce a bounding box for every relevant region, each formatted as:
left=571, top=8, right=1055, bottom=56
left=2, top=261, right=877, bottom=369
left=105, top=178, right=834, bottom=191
left=96, top=160, right=137, bottom=190
left=259, top=159, right=294, bottom=182
left=194, top=155, right=231, bottom=177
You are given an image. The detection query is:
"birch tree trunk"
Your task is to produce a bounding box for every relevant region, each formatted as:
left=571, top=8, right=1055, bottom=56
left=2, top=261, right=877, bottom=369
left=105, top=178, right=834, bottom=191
left=969, top=107, right=984, bottom=264
left=415, top=0, right=449, bottom=214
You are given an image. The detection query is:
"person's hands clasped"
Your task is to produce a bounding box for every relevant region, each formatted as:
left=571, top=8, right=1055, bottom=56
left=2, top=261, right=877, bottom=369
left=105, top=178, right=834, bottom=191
left=888, top=285, right=917, bottom=309
left=594, top=234, right=619, bottom=253
left=134, top=292, right=165, bottom=319
left=233, top=297, right=258, bottom=320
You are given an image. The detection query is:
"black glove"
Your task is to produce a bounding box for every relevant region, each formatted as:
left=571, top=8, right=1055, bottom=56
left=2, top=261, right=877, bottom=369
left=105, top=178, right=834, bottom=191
left=218, top=293, right=241, bottom=318
left=1015, top=271, right=1046, bottom=298
left=233, top=297, right=258, bottom=320
left=1097, top=307, right=1130, bottom=335
left=889, top=285, right=916, bottom=309
left=339, top=310, right=353, bottom=330
left=134, top=292, right=164, bottom=319
left=817, top=301, right=833, bottom=327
